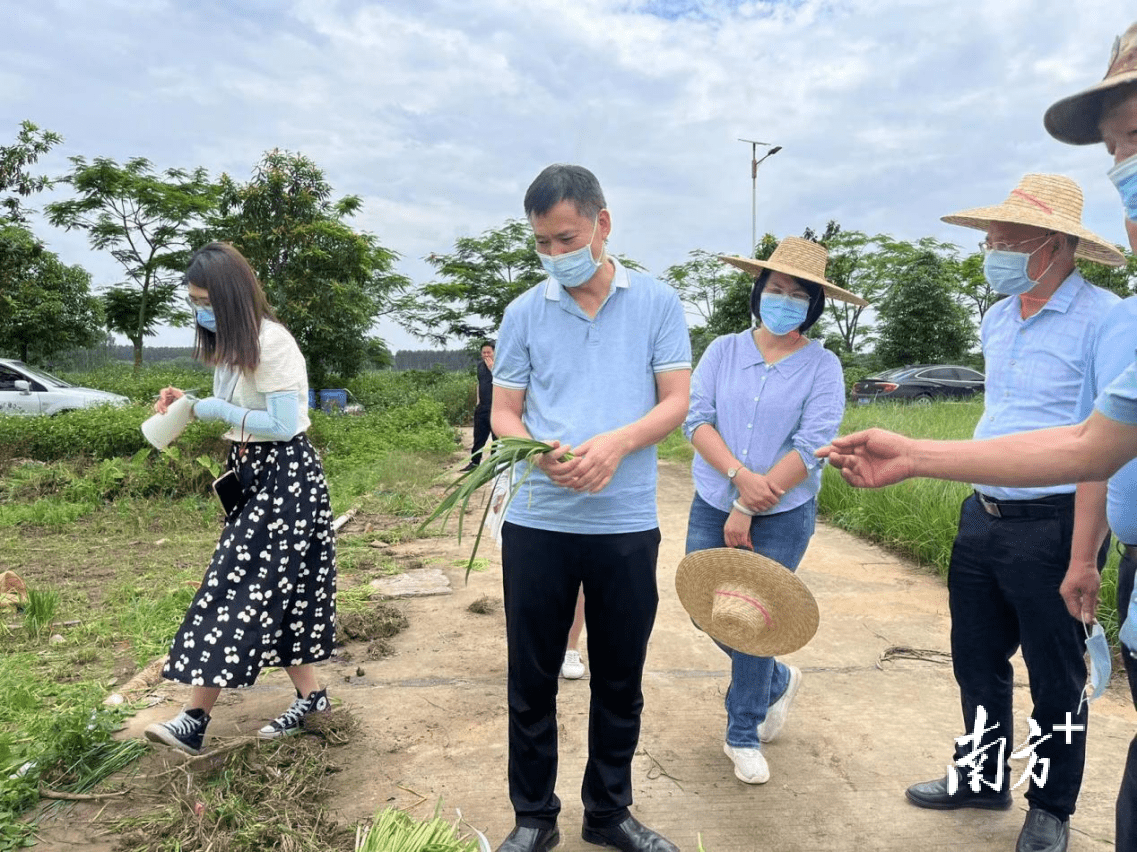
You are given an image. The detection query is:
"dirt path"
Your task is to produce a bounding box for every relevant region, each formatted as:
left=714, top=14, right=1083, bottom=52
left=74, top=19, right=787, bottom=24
left=49, top=455, right=1134, bottom=850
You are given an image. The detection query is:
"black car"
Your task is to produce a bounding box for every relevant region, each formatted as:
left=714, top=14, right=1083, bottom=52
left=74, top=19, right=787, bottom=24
left=851, top=364, right=985, bottom=405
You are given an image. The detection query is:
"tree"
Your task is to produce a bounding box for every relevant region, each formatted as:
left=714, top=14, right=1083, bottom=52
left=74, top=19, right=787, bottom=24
left=0, top=121, right=61, bottom=225
left=45, top=157, right=218, bottom=369
left=954, top=251, right=1000, bottom=325
left=394, top=219, right=546, bottom=345
left=211, top=149, right=407, bottom=387
left=873, top=249, right=975, bottom=368
left=0, top=225, right=102, bottom=362
left=1077, top=248, right=1137, bottom=297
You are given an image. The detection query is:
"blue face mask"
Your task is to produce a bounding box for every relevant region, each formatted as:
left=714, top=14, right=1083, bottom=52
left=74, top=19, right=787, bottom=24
left=1108, top=153, right=1137, bottom=222
left=1078, top=620, right=1112, bottom=713
left=195, top=307, right=216, bottom=332
left=536, top=217, right=602, bottom=288
left=982, top=248, right=1040, bottom=296
left=759, top=293, right=809, bottom=335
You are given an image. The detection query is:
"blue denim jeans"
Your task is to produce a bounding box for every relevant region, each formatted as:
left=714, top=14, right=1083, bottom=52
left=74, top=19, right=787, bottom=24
left=685, top=493, right=817, bottom=748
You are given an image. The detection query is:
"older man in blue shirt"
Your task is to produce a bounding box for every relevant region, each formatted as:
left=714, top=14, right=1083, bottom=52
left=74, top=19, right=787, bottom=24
left=899, top=174, right=1122, bottom=852
left=490, top=164, right=691, bottom=852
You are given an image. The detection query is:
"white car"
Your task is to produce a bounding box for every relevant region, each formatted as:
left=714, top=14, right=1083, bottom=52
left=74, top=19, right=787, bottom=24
left=0, top=359, right=130, bottom=415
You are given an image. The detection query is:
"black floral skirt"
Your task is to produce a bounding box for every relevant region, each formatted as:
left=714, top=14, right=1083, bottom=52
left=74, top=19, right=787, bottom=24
left=163, top=434, right=337, bottom=688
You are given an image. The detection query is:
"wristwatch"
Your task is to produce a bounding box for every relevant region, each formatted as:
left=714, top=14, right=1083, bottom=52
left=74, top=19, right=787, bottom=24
left=727, top=466, right=740, bottom=481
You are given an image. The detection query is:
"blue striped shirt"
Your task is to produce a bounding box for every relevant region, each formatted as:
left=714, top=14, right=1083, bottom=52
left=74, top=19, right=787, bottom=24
left=973, top=270, right=1119, bottom=500
left=1098, top=358, right=1137, bottom=428
left=1079, top=297, right=1137, bottom=544
left=684, top=330, right=845, bottom=515
left=493, top=258, right=692, bottom=534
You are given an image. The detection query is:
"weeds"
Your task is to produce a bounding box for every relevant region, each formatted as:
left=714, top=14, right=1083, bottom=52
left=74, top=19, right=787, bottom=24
left=112, top=736, right=354, bottom=852
left=23, top=587, right=60, bottom=639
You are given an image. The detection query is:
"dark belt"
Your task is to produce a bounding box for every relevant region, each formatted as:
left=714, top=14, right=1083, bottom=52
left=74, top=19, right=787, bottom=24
left=974, top=491, right=1074, bottom=520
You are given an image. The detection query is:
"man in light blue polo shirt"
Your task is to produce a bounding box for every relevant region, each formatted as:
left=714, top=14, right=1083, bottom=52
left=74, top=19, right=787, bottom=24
left=489, top=164, right=691, bottom=852
left=899, top=173, right=1122, bottom=852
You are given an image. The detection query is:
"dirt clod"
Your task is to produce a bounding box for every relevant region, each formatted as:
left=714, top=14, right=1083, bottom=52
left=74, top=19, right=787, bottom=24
left=336, top=604, right=408, bottom=642
left=467, top=595, right=497, bottom=615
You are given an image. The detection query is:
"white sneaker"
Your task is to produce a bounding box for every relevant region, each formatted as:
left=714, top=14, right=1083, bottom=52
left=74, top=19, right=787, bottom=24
left=560, top=649, right=585, bottom=679
left=758, top=665, right=802, bottom=743
left=723, top=742, right=769, bottom=784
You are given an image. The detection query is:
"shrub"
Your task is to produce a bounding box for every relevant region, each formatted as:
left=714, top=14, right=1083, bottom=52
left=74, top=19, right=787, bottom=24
left=60, top=363, right=212, bottom=404
left=339, top=370, right=476, bottom=426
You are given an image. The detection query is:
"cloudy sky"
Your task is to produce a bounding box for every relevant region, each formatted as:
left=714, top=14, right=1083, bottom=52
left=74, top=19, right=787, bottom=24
left=4, top=0, right=1134, bottom=352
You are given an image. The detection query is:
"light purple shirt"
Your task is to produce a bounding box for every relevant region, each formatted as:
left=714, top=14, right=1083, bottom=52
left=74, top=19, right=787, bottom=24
left=684, top=330, right=845, bottom=515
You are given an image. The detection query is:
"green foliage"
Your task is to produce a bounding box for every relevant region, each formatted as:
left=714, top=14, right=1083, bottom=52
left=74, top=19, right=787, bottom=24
left=873, top=249, right=976, bottom=367
left=1077, top=247, right=1137, bottom=297
left=343, top=369, right=476, bottom=426
left=0, top=120, right=61, bottom=225
left=0, top=224, right=103, bottom=363
left=210, top=149, right=407, bottom=387
left=955, top=251, right=999, bottom=325
left=60, top=362, right=211, bottom=403
left=23, top=587, right=60, bottom=639
left=45, top=156, right=218, bottom=368
left=819, top=398, right=1122, bottom=638
left=394, top=218, right=546, bottom=346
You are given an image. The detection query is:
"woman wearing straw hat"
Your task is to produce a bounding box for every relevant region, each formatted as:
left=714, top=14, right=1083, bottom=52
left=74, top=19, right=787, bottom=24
left=682, top=236, right=864, bottom=784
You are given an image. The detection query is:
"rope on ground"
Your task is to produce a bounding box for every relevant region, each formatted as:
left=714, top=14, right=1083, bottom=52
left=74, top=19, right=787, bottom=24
left=876, top=645, right=952, bottom=670
left=640, top=748, right=684, bottom=791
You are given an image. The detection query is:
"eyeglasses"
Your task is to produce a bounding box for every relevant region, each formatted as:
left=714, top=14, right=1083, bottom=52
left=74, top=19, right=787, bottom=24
left=765, top=288, right=812, bottom=304
left=978, top=232, right=1055, bottom=255
left=185, top=294, right=211, bottom=309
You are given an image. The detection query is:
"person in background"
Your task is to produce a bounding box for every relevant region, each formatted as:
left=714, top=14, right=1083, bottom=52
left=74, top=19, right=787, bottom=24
left=561, top=588, right=586, bottom=679
left=144, top=242, right=336, bottom=755
left=684, top=237, right=857, bottom=785
left=464, top=341, right=495, bottom=471
left=491, top=164, right=690, bottom=852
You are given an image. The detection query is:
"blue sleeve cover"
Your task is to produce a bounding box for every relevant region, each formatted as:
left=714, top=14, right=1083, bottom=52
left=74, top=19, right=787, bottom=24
left=192, top=392, right=299, bottom=440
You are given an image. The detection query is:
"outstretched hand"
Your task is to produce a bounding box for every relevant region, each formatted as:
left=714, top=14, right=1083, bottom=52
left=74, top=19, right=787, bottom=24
left=815, top=428, right=918, bottom=489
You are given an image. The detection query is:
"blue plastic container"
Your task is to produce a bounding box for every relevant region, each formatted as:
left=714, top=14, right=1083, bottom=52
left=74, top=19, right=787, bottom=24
left=308, top=389, right=318, bottom=410
left=319, top=389, right=348, bottom=413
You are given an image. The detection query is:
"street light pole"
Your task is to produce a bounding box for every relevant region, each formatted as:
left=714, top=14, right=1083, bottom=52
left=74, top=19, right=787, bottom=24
left=738, top=139, right=782, bottom=255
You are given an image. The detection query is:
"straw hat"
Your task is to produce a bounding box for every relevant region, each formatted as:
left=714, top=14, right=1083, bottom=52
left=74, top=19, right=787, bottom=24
left=675, top=548, right=819, bottom=657
left=941, top=174, right=1125, bottom=267
left=720, top=236, right=869, bottom=306
left=1045, top=21, right=1137, bottom=145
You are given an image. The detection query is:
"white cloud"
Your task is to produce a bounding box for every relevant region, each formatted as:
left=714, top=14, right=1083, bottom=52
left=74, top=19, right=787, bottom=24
left=3, top=0, right=1135, bottom=353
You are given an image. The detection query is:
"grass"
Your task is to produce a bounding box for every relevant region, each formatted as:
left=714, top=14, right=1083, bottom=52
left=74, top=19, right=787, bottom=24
left=818, top=398, right=1123, bottom=638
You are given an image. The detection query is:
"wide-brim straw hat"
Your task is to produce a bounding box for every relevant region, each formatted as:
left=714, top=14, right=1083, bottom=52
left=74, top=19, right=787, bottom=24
left=941, top=174, right=1125, bottom=267
left=720, top=236, right=869, bottom=307
left=675, top=548, right=819, bottom=657
left=1045, top=21, right=1137, bottom=145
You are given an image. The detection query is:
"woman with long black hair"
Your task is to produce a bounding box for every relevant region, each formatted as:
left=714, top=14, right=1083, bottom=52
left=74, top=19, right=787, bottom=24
left=144, top=242, right=336, bottom=755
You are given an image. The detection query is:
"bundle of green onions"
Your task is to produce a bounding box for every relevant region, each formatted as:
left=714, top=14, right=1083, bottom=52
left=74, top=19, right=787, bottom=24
left=354, top=805, right=481, bottom=852
left=418, top=437, right=572, bottom=582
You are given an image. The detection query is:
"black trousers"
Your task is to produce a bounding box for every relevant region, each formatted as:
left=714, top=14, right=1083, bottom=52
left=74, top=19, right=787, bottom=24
left=500, top=522, right=661, bottom=830
left=1116, top=549, right=1137, bottom=851
left=471, top=408, right=493, bottom=464
left=948, top=493, right=1106, bottom=819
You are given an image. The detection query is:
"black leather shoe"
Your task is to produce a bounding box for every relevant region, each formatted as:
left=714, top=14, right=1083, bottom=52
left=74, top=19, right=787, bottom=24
left=905, top=771, right=1012, bottom=810
left=495, top=824, right=560, bottom=852
left=1015, top=809, right=1068, bottom=852
left=582, top=815, right=678, bottom=852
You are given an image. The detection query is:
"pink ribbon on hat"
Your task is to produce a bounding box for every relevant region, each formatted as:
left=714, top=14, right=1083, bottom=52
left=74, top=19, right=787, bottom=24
left=714, top=589, right=773, bottom=626
left=1011, top=189, right=1054, bottom=214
